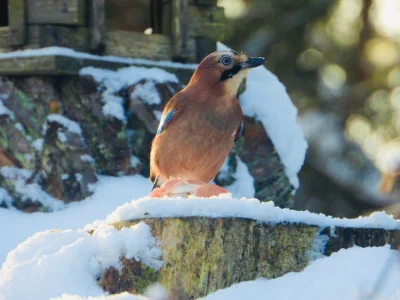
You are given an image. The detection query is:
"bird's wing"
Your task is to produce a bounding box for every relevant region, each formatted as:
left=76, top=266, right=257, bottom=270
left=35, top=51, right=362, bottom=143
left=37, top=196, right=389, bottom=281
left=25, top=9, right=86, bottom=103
left=156, top=93, right=185, bottom=135
left=234, top=120, right=244, bottom=142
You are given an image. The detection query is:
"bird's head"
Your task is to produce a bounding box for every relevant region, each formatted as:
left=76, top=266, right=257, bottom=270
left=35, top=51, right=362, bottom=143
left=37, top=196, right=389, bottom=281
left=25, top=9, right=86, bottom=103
left=188, top=50, right=265, bottom=97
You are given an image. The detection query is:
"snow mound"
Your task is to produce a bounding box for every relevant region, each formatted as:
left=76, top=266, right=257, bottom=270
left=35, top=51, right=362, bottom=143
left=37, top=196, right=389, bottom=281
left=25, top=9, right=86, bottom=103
left=201, top=246, right=400, bottom=300
left=217, top=43, right=308, bottom=189
left=0, top=175, right=152, bottom=265
left=106, top=195, right=400, bottom=230
left=0, top=223, right=162, bottom=300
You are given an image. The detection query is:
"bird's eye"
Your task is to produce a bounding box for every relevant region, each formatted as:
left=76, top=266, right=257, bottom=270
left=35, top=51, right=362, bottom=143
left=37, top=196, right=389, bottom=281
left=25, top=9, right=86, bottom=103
left=220, top=56, right=232, bottom=66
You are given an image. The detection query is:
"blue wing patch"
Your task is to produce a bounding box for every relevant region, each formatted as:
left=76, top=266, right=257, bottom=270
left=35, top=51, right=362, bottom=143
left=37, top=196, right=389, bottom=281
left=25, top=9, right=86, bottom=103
left=234, top=121, right=244, bottom=142
left=157, top=110, right=175, bottom=135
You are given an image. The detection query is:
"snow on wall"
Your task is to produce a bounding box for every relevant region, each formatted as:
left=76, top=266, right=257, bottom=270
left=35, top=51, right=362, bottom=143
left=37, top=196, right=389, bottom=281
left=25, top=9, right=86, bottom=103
left=0, top=97, right=15, bottom=120
left=0, top=223, right=162, bottom=300
left=79, top=66, right=180, bottom=122
left=0, top=47, right=198, bottom=70
left=106, top=195, right=400, bottom=230
left=0, top=166, right=65, bottom=211
left=217, top=43, right=308, bottom=189
left=46, top=114, right=83, bottom=135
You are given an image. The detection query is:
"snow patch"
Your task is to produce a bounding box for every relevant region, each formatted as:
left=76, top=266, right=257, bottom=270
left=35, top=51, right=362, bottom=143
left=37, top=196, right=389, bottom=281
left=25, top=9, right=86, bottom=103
left=57, top=131, right=68, bottom=143
left=225, top=157, right=255, bottom=199
left=32, top=138, right=44, bottom=152
left=47, top=114, right=82, bottom=135
left=152, top=110, right=163, bottom=120
left=0, top=166, right=65, bottom=211
left=130, top=155, right=140, bottom=168
left=14, top=123, right=24, bottom=132
left=307, top=230, right=329, bottom=261
left=130, top=81, right=162, bottom=105
left=0, top=223, right=162, bottom=300
left=80, top=66, right=179, bottom=122
left=217, top=43, right=308, bottom=189
left=0, top=98, right=15, bottom=120
left=81, top=154, right=94, bottom=163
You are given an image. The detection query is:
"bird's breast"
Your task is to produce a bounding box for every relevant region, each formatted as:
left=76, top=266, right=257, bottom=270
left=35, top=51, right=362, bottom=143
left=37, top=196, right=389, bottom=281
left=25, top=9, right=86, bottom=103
left=151, top=102, right=242, bottom=183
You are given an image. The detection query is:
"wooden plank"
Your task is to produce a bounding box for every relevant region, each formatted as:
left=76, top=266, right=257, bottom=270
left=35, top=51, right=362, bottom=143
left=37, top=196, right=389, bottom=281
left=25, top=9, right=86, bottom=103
left=0, top=27, right=9, bottom=49
left=28, top=25, right=89, bottom=51
left=104, top=0, right=152, bottom=32
left=104, top=30, right=174, bottom=61
left=0, top=56, right=59, bottom=75
left=189, top=0, right=217, bottom=6
left=89, top=0, right=106, bottom=51
left=26, top=0, right=87, bottom=25
left=162, top=3, right=226, bottom=43
left=151, top=0, right=163, bottom=34
left=0, top=55, right=194, bottom=83
left=171, top=0, right=182, bottom=59
left=188, top=6, right=227, bottom=41
left=8, top=0, right=26, bottom=46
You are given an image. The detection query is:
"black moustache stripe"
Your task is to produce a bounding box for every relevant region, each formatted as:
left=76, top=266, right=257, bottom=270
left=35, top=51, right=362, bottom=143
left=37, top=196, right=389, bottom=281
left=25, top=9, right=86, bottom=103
left=220, top=64, right=242, bottom=82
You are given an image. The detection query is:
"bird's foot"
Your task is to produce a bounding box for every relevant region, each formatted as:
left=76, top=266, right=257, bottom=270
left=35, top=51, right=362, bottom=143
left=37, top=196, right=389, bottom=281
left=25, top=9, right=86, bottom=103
left=149, top=178, right=228, bottom=198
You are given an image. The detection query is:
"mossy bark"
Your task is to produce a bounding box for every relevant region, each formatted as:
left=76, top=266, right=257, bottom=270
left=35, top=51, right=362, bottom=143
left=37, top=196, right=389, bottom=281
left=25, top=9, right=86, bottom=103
left=101, top=217, right=400, bottom=299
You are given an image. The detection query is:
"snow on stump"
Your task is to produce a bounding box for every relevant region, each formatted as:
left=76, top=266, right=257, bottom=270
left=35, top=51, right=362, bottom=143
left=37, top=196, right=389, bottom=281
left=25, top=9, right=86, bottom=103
left=97, top=197, right=400, bottom=299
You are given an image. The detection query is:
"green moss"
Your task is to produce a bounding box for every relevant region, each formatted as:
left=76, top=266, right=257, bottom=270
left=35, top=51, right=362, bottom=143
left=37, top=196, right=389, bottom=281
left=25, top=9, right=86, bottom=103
left=123, top=261, right=158, bottom=293
left=117, top=130, right=126, bottom=140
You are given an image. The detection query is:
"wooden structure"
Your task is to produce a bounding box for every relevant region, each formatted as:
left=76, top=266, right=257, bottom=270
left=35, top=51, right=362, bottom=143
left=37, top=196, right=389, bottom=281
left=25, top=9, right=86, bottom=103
left=0, top=0, right=227, bottom=75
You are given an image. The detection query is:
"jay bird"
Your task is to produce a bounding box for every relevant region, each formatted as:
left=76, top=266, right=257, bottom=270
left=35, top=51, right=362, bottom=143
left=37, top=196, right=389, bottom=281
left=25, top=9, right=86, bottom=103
left=150, top=50, right=265, bottom=197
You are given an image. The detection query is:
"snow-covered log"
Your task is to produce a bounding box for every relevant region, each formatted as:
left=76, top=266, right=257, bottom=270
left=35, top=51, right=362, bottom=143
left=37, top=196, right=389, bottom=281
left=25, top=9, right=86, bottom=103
left=96, top=197, right=400, bottom=299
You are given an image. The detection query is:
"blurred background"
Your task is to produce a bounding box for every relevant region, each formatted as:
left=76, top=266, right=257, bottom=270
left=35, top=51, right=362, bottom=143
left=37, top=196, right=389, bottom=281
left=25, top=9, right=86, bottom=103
left=215, top=0, right=400, bottom=217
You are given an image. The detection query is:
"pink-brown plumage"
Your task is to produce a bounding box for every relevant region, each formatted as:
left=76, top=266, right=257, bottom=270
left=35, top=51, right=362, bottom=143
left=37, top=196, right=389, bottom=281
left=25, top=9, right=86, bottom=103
left=150, top=50, right=265, bottom=187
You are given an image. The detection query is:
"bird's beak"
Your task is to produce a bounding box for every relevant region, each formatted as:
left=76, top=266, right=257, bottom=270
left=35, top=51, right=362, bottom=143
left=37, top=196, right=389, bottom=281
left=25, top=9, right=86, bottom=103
left=240, top=57, right=265, bottom=69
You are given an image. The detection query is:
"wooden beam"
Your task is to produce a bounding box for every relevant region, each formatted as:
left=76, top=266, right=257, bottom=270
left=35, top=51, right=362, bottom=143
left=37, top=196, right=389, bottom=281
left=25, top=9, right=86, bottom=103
left=104, top=30, right=174, bottom=61
left=151, top=0, right=163, bottom=34
left=89, top=0, right=105, bottom=51
left=171, top=0, right=182, bottom=60
left=28, top=25, right=89, bottom=51
left=8, top=0, right=26, bottom=46
left=0, top=54, right=194, bottom=83
left=188, top=0, right=217, bottom=6
left=0, top=28, right=9, bottom=49
left=188, top=6, right=227, bottom=41
left=26, top=0, right=87, bottom=25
